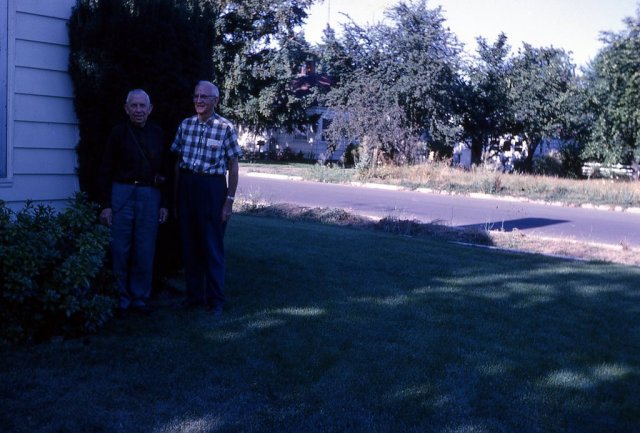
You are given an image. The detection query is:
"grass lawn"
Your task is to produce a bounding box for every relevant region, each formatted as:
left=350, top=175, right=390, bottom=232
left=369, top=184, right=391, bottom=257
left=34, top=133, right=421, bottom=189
left=1, top=214, right=639, bottom=432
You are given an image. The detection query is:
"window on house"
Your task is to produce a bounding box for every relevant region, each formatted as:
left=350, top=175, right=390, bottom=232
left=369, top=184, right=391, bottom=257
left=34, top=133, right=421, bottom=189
left=321, top=118, right=333, bottom=142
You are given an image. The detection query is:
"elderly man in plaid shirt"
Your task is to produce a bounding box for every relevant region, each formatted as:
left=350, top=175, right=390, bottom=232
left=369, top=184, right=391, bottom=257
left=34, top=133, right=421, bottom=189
left=171, top=80, right=242, bottom=317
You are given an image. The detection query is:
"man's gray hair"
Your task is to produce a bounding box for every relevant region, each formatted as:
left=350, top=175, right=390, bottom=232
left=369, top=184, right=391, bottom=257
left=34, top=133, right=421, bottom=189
left=126, top=89, right=151, bottom=105
left=196, top=80, right=219, bottom=98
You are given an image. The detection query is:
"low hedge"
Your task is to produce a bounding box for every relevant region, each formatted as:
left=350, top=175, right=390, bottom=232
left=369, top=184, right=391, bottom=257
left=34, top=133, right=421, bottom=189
left=0, top=193, right=116, bottom=344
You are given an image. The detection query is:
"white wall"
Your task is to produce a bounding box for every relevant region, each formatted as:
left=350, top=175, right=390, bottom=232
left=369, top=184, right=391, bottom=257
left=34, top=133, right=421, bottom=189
left=0, top=0, right=79, bottom=210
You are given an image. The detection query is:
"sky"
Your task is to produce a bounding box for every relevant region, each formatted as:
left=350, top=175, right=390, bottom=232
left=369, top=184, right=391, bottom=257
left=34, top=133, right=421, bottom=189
left=303, top=0, right=638, bottom=67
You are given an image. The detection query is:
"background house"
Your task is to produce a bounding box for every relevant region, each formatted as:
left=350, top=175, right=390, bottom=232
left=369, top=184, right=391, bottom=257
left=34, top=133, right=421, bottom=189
left=238, top=61, right=347, bottom=163
left=1, top=0, right=78, bottom=210
left=238, top=106, right=342, bottom=162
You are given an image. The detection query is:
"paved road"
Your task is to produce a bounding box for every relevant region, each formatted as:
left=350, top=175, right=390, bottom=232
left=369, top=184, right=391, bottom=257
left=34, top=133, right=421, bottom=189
left=238, top=172, right=640, bottom=247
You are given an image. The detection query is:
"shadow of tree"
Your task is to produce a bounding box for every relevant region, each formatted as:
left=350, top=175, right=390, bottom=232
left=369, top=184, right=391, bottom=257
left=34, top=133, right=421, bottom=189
left=459, top=217, right=570, bottom=232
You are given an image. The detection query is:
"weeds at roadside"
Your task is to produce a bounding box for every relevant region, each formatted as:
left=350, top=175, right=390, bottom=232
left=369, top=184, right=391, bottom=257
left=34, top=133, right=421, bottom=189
left=620, top=239, right=631, bottom=251
left=235, top=190, right=271, bottom=212
left=243, top=161, right=640, bottom=208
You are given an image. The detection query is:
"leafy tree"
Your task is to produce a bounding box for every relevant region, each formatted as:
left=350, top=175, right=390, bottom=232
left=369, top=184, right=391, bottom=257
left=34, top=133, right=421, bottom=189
left=324, top=77, right=423, bottom=168
left=321, top=0, right=465, bottom=164
left=463, top=35, right=586, bottom=174
left=462, top=33, right=513, bottom=164
left=582, top=7, right=640, bottom=165
left=383, top=1, right=464, bottom=150
left=507, top=43, right=578, bottom=170
left=222, top=34, right=314, bottom=133
left=69, top=0, right=217, bottom=280
left=212, top=0, right=316, bottom=134
left=315, top=25, right=355, bottom=88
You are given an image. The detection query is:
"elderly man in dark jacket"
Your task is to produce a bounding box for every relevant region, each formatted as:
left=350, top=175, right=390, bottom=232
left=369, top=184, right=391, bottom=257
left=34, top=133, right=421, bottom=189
left=99, top=89, right=168, bottom=314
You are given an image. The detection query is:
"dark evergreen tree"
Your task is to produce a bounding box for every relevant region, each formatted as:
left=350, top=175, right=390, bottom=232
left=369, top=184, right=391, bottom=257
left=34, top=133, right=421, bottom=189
left=69, top=0, right=215, bottom=201
left=68, top=0, right=316, bottom=279
left=69, top=0, right=215, bottom=282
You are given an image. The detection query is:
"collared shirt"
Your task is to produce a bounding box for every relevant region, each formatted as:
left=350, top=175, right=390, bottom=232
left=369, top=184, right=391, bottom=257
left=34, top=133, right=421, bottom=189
left=98, top=121, right=167, bottom=208
left=170, top=113, right=242, bottom=175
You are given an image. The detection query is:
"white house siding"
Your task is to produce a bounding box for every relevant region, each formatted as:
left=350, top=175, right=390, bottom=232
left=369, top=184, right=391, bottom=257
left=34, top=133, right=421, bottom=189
left=0, top=0, right=78, bottom=210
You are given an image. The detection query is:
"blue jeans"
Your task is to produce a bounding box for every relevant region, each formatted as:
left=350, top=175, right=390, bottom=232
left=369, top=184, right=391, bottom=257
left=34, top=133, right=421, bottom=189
left=111, top=182, right=161, bottom=309
left=178, top=173, right=227, bottom=308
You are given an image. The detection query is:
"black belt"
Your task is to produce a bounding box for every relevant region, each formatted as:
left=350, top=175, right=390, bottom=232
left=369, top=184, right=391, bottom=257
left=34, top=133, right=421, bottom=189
left=117, top=180, right=154, bottom=187
left=180, top=168, right=224, bottom=177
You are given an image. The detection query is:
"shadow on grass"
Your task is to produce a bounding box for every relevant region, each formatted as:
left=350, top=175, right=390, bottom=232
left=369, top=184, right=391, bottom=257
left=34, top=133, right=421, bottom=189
left=1, top=213, right=638, bottom=433
left=459, top=217, right=570, bottom=232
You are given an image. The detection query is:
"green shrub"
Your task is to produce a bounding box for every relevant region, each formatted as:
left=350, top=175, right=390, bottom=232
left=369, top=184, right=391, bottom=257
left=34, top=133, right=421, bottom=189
left=0, top=194, right=115, bottom=344
left=532, top=154, right=565, bottom=177
left=281, top=147, right=297, bottom=162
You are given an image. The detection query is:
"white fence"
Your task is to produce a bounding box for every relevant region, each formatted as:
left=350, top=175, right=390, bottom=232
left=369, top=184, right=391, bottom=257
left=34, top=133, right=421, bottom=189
left=581, top=162, right=637, bottom=180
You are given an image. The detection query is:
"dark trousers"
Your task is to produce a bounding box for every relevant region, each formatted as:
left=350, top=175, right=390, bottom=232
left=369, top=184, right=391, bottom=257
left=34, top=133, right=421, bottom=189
left=178, top=172, right=227, bottom=307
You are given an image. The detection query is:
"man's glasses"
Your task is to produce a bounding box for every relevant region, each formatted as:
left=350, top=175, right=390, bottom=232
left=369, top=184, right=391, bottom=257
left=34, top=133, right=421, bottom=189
left=193, top=94, right=216, bottom=101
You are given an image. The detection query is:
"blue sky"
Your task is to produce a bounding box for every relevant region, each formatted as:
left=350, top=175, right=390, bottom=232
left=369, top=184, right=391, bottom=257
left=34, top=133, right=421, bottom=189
left=303, top=0, right=638, bottom=66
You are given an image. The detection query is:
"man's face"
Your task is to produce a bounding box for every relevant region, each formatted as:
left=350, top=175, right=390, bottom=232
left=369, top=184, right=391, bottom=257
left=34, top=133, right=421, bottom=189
left=124, top=94, right=152, bottom=127
left=193, top=84, right=218, bottom=119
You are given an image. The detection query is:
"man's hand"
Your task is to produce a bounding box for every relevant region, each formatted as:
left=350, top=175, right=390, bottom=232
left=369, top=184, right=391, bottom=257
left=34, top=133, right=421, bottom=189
left=100, top=208, right=113, bottom=226
left=221, top=199, right=234, bottom=222
left=159, top=208, right=169, bottom=224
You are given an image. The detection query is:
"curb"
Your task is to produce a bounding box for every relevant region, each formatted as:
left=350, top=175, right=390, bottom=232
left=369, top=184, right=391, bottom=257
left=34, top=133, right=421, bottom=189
left=244, top=172, right=303, bottom=181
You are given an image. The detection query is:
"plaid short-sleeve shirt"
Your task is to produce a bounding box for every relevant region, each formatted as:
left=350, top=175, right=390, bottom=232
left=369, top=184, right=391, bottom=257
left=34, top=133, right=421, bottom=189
left=171, top=113, right=242, bottom=175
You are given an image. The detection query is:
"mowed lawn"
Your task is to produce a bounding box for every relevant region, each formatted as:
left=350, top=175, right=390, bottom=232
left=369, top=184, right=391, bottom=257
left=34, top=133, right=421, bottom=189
left=1, top=214, right=639, bottom=433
